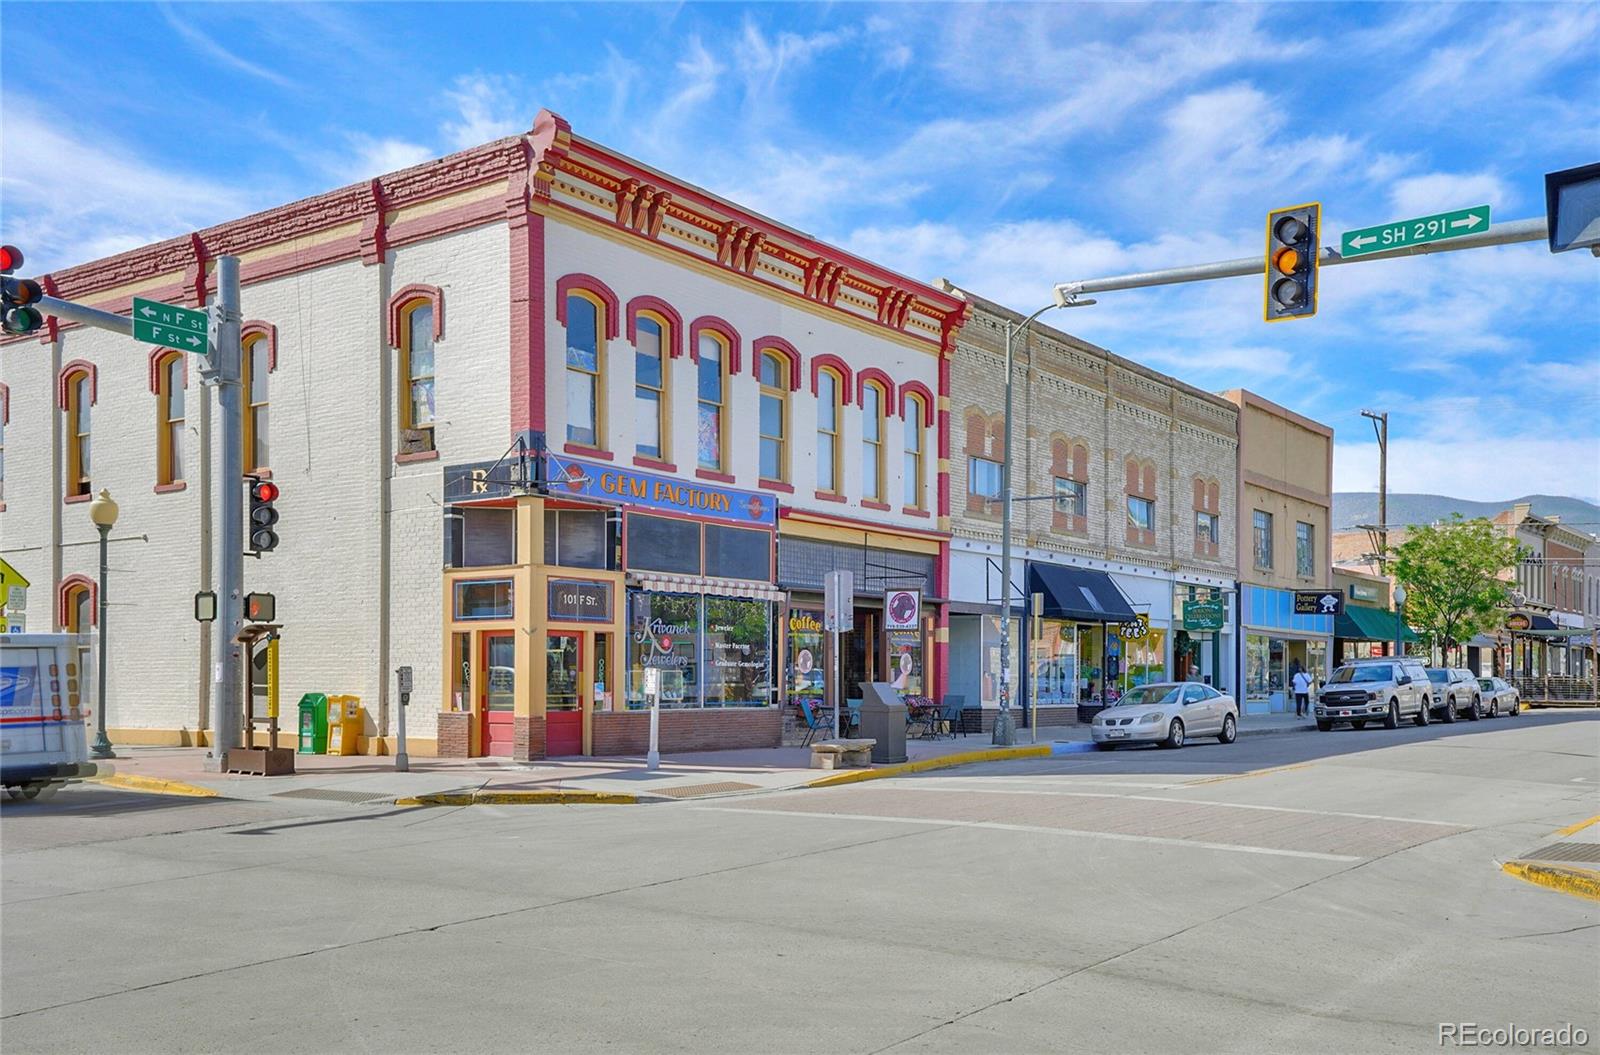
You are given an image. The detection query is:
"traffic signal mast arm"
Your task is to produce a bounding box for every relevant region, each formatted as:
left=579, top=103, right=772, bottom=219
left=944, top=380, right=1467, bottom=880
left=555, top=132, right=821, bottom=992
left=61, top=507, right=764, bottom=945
left=31, top=294, right=134, bottom=337
left=1052, top=216, right=1548, bottom=306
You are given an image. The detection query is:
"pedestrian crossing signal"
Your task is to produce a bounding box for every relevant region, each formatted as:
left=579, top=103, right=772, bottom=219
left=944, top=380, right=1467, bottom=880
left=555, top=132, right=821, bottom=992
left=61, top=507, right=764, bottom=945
left=1264, top=204, right=1320, bottom=322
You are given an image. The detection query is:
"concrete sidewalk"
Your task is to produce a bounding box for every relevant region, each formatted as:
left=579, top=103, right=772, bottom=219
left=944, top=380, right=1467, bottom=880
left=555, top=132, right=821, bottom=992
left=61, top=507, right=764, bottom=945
left=85, top=711, right=1317, bottom=804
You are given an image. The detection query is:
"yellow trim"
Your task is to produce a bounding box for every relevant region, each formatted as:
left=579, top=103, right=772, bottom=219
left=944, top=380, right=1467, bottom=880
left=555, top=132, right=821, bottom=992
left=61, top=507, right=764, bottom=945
left=1263, top=201, right=1320, bottom=323
left=388, top=185, right=501, bottom=225
left=62, top=582, right=92, bottom=634
left=1500, top=860, right=1600, bottom=903
left=634, top=309, right=671, bottom=463
left=564, top=288, right=608, bottom=449
left=91, top=773, right=219, bottom=798
left=242, top=332, right=270, bottom=473
left=777, top=514, right=943, bottom=554
left=66, top=372, right=91, bottom=497
left=807, top=745, right=1051, bottom=787
left=1555, top=814, right=1600, bottom=837
left=695, top=328, right=730, bottom=473
left=860, top=379, right=886, bottom=502
left=539, top=205, right=944, bottom=358
left=396, top=298, right=437, bottom=440
left=234, top=221, right=361, bottom=267
left=758, top=350, right=790, bottom=483
left=816, top=366, right=844, bottom=494
left=903, top=391, right=927, bottom=511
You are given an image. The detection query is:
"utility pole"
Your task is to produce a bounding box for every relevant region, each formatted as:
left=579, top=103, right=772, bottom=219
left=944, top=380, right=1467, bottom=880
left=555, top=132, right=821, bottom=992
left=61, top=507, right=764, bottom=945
left=210, top=256, right=243, bottom=770
left=1360, top=410, right=1389, bottom=574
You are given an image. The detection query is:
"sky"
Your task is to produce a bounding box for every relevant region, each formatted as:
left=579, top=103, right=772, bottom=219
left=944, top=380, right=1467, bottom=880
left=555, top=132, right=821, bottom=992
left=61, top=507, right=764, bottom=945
left=3, top=2, right=1598, bottom=504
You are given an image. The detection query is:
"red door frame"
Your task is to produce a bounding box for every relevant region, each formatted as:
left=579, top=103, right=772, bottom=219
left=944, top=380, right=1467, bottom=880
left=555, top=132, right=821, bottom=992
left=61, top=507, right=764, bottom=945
left=482, top=631, right=516, bottom=758
left=546, top=631, right=585, bottom=756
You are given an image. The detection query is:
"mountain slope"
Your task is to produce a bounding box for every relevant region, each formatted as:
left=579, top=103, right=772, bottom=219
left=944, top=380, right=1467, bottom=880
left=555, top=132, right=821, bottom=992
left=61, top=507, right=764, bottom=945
left=1332, top=493, right=1600, bottom=532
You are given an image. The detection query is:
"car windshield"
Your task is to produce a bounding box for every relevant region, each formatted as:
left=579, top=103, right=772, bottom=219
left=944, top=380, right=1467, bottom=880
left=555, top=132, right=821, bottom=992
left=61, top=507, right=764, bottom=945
left=1329, top=665, right=1391, bottom=684
left=1118, top=685, right=1183, bottom=707
left=1426, top=670, right=1448, bottom=684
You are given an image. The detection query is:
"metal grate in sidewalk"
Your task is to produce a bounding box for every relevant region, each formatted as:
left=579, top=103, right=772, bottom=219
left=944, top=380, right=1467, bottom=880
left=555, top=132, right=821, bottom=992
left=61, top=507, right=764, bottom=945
left=1521, top=841, right=1600, bottom=863
left=652, top=781, right=762, bottom=799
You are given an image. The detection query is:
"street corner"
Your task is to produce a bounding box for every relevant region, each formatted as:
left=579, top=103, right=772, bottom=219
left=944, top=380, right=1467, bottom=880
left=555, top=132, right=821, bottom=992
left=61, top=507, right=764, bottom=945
left=805, top=744, right=1054, bottom=788
left=1500, top=860, right=1600, bottom=903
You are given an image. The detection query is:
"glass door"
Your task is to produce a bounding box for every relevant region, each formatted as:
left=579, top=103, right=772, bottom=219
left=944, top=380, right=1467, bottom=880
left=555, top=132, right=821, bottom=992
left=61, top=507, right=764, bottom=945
left=546, top=633, right=584, bottom=756
left=481, top=633, right=516, bottom=757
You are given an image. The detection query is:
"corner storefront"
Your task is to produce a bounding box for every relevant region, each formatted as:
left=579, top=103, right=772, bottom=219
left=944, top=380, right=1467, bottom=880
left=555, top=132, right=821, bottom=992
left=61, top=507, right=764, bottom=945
left=1239, top=585, right=1333, bottom=714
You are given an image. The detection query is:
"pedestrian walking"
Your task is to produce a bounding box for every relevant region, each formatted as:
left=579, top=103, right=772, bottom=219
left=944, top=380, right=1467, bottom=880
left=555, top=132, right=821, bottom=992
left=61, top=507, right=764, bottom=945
left=1292, top=667, right=1313, bottom=717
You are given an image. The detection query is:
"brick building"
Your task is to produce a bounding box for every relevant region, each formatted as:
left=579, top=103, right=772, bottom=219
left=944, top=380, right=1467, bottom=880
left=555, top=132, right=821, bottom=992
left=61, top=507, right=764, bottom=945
left=0, top=110, right=969, bottom=759
left=938, top=286, right=1240, bottom=724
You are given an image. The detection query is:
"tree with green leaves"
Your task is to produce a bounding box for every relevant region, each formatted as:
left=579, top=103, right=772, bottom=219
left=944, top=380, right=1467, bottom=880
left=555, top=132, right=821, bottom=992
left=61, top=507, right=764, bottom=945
left=1391, top=515, right=1523, bottom=664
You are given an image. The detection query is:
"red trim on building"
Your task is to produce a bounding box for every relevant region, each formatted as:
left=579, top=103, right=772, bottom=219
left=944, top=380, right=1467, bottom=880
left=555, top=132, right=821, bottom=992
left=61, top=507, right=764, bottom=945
left=936, top=354, right=951, bottom=521
left=899, top=381, right=935, bottom=427
left=809, top=354, right=854, bottom=404
left=861, top=499, right=892, bottom=512
left=36, top=275, right=61, bottom=345
left=555, top=273, right=621, bottom=339
left=901, top=507, right=931, bottom=519
left=396, top=450, right=440, bottom=464
left=751, top=337, right=802, bottom=390
left=856, top=368, right=896, bottom=417
left=688, top=316, right=743, bottom=375
left=57, top=575, right=96, bottom=628
left=813, top=490, right=847, bottom=503
left=0, top=382, right=9, bottom=425
left=632, top=455, right=677, bottom=472
left=695, top=468, right=735, bottom=484
left=387, top=284, right=444, bottom=348
left=563, top=442, right=614, bottom=462
left=240, top=322, right=278, bottom=372
left=146, top=348, right=188, bottom=395
left=154, top=482, right=188, bottom=494
left=358, top=179, right=387, bottom=265
left=758, top=478, right=795, bottom=494
left=625, top=295, right=685, bottom=359
left=57, top=360, right=97, bottom=409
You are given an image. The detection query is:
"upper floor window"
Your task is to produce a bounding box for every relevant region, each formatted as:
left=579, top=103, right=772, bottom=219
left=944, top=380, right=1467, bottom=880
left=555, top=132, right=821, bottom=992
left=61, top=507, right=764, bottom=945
left=1196, top=511, right=1219, bottom=549
left=156, top=352, right=186, bottom=486
left=903, top=392, right=926, bottom=510
left=243, top=334, right=271, bottom=472
left=1051, top=439, right=1089, bottom=535
left=696, top=332, right=727, bottom=472
left=65, top=371, right=92, bottom=498
left=758, top=350, right=788, bottom=482
left=1193, top=477, right=1221, bottom=558
left=816, top=369, right=842, bottom=493
left=635, top=314, right=667, bottom=460
left=1253, top=510, right=1273, bottom=569
left=861, top=381, right=885, bottom=501
left=969, top=456, right=1002, bottom=505
left=1296, top=521, right=1315, bottom=578
left=565, top=292, right=604, bottom=448
left=63, top=580, right=93, bottom=633
left=1124, top=457, right=1157, bottom=547
left=400, top=302, right=436, bottom=453
left=1127, top=495, right=1155, bottom=534
left=1055, top=478, right=1087, bottom=519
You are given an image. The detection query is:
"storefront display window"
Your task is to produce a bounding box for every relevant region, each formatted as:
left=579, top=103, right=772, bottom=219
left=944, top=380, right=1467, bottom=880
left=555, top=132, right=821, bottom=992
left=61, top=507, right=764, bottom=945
left=704, top=598, right=772, bottom=707
left=1031, top=621, right=1078, bottom=707
left=1120, top=627, right=1166, bottom=690
left=885, top=625, right=924, bottom=696
left=979, top=615, right=1021, bottom=706
left=628, top=592, right=775, bottom=709
left=454, top=579, right=513, bottom=620
left=787, top=610, right=824, bottom=707
left=628, top=592, right=699, bottom=707
left=1246, top=634, right=1270, bottom=700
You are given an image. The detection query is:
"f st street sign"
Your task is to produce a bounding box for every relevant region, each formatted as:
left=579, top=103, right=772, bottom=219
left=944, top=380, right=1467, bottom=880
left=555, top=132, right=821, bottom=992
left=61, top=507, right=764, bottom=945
left=131, top=297, right=210, bottom=353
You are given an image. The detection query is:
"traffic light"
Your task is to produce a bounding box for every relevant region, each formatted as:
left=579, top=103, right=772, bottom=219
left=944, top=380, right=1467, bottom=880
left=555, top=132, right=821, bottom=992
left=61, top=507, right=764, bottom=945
left=1263, top=204, right=1320, bottom=322
left=248, top=477, right=280, bottom=554
left=1, top=245, right=45, bottom=336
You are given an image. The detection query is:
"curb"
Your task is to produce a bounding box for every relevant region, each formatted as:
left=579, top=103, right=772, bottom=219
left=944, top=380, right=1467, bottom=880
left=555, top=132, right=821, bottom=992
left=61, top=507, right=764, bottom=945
left=396, top=789, right=640, bottom=807
left=1501, top=860, right=1600, bottom=903
left=90, top=773, right=220, bottom=798
left=806, top=745, right=1053, bottom=788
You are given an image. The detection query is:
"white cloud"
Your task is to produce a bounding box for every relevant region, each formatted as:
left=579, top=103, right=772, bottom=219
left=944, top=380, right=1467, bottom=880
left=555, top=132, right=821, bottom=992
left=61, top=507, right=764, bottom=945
left=1389, top=171, right=1514, bottom=217
left=440, top=74, right=525, bottom=150
left=1335, top=434, right=1600, bottom=504
left=331, top=135, right=436, bottom=184
left=157, top=2, right=294, bottom=89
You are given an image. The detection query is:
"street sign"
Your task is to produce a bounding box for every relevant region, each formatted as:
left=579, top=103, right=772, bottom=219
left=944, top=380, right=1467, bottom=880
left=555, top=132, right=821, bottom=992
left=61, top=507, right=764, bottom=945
left=1182, top=598, right=1226, bottom=632
left=1340, top=205, right=1491, bottom=258
left=1294, top=591, right=1344, bottom=616
left=131, top=296, right=209, bottom=352
left=823, top=569, right=853, bottom=632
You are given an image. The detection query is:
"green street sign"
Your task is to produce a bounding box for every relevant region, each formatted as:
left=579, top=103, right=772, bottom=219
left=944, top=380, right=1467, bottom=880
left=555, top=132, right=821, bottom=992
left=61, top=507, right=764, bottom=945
left=131, top=297, right=209, bottom=353
left=1182, top=599, right=1226, bottom=632
left=1340, top=205, right=1491, bottom=258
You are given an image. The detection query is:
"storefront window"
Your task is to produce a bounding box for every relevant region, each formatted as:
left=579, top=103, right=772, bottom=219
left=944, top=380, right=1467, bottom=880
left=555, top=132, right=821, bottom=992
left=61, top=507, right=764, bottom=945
left=885, top=622, right=924, bottom=696
left=704, top=598, right=772, bottom=707
left=628, top=592, right=699, bottom=707
left=454, top=579, right=513, bottom=620
left=545, top=509, right=609, bottom=569
left=1031, top=620, right=1078, bottom=707
left=979, top=615, right=1021, bottom=706
left=704, top=524, right=770, bottom=581
left=626, top=514, right=700, bottom=575
left=1120, top=627, right=1166, bottom=690
left=787, top=610, right=825, bottom=708
left=1246, top=634, right=1270, bottom=700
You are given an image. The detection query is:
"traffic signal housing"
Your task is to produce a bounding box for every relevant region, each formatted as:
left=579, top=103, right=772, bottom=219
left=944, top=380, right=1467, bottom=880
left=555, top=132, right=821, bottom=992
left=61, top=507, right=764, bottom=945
left=1, top=245, right=45, bottom=336
left=248, top=477, right=280, bottom=554
left=1264, top=204, right=1320, bottom=322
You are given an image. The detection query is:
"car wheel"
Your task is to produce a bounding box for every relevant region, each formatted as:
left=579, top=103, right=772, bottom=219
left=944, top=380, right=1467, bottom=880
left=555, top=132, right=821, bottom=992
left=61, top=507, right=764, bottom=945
left=1490, top=700, right=1500, bottom=718
left=1218, top=713, right=1237, bottom=744
left=1469, top=696, right=1482, bottom=721
left=1442, top=696, right=1458, bottom=723
left=1511, top=700, right=1520, bottom=716
left=1163, top=718, right=1185, bottom=749
left=1384, top=700, right=1400, bottom=729
left=1316, top=719, right=1333, bottom=732
left=1094, top=742, right=1118, bottom=751
left=1414, top=698, right=1430, bottom=727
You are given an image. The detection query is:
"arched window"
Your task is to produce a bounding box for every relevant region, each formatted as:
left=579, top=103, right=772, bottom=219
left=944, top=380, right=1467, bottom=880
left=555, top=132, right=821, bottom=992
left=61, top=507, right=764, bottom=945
left=695, top=329, right=729, bottom=472
left=156, top=352, right=186, bottom=486
left=1125, top=457, right=1157, bottom=547
left=400, top=300, right=437, bottom=452
left=634, top=312, right=668, bottom=461
left=816, top=368, right=842, bottom=494
left=565, top=292, right=605, bottom=448
left=861, top=381, right=885, bottom=502
left=60, top=577, right=94, bottom=632
left=63, top=368, right=94, bottom=498
left=243, top=332, right=272, bottom=472
left=902, top=392, right=926, bottom=510
left=1193, top=476, right=1221, bottom=558
left=1051, top=439, right=1090, bottom=534
left=758, top=350, right=789, bottom=483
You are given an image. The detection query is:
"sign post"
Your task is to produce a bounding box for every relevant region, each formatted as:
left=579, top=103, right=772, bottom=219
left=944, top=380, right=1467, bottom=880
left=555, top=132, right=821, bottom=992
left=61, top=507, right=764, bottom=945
left=644, top=666, right=661, bottom=770
left=824, top=570, right=853, bottom=739
left=1341, top=205, right=1491, bottom=258
left=395, top=665, right=413, bottom=772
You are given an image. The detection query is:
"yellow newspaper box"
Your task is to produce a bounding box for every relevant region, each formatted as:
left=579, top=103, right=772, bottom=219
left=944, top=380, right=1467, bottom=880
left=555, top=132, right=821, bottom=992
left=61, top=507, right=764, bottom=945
left=326, top=695, right=363, bottom=756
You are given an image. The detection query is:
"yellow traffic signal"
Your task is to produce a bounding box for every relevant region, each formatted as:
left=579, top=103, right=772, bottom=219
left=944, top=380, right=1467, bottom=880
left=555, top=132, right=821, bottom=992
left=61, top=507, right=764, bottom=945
left=1264, top=204, right=1320, bottom=322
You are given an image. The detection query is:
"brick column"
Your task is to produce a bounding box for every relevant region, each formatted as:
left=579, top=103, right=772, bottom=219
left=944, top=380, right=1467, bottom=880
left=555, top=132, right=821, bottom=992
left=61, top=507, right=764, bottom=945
left=436, top=712, right=471, bottom=758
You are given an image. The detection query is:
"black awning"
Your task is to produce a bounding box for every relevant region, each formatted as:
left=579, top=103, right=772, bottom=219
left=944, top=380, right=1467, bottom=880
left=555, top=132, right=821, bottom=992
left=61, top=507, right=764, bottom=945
left=1026, top=564, right=1138, bottom=623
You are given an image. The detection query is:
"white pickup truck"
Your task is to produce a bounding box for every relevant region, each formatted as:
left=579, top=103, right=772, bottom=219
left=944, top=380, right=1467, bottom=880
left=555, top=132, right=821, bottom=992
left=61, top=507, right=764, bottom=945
left=1, top=634, right=96, bottom=799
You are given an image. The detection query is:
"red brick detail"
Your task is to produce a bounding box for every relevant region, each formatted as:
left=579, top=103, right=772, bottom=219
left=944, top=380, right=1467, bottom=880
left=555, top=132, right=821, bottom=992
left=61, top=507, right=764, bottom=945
left=513, top=715, right=547, bottom=762
left=857, top=368, right=897, bottom=416
left=936, top=354, right=950, bottom=520
left=147, top=348, right=187, bottom=395
left=1125, top=457, right=1158, bottom=548
left=758, top=478, right=794, bottom=494
left=688, top=316, right=742, bottom=375
left=899, top=381, right=934, bottom=426
left=810, top=354, right=854, bottom=403
left=752, top=337, right=802, bottom=390
left=154, top=482, right=187, bottom=494
left=387, top=284, right=444, bottom=348
left=633, top=456, right=677, bottom=472
left=626, top=295, right=684, bottom=358
left=861, top=499, right=892, bottom=512
left=591, top=708, right=781, bottom=755
left=358, top=179, right=388, bottom=264
left=37, top=275, right=61, bottom=345
left=814, top=490, right=847, bottom=503
left=241, top=322, right=278, bottom=372
left=556, top=273, right=620, bottom=339
left=564, top=443, right=614, bottom=461
left=0, top=382, right=8, bottom=424
left=396, top=450, right=440, bottom=464
left=508, top=203, right=545, bottom=436
left=57, top=360, right=97, bottom=409
left=57, top=574, right=96, bottom=628
left=436, top=712, right=471, bottom=758
left=182, top=232, right=211, bottom=308
left=1051, top=438, right=1090, bottom=536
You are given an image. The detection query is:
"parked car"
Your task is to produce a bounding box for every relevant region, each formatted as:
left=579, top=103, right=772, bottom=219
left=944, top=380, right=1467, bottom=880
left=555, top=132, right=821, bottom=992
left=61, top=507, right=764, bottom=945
left=1091, top=682, right=1238, bottom=749
left=1425, top=667, right=1483, bottom=721
left=1315, top=658, right=1432, bottom=731
left=1476, top=677, right=1522, bottom=718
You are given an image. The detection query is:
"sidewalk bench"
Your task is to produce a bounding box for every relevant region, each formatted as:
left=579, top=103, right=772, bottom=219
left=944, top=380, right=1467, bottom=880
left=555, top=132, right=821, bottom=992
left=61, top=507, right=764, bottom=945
left=809, top=738, right=877, bottom=770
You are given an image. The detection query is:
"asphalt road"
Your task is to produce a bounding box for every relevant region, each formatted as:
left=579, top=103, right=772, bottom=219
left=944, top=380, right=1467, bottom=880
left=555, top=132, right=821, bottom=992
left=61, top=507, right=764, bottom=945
left=3, top=711, right=1596, bottom=1054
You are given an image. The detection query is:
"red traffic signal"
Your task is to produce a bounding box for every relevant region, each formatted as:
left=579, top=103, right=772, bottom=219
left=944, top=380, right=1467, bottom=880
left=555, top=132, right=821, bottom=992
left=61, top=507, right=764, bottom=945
left=248, top=477, right=280, bottom=554
left=0, top=245, right=22, bottom=273
left=252, top=480, right=280, bottom=503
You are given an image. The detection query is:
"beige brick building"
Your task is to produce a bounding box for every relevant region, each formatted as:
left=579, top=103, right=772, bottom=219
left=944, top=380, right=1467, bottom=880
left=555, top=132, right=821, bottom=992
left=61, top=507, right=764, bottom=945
left=937, top=285, right=1239, bottom=722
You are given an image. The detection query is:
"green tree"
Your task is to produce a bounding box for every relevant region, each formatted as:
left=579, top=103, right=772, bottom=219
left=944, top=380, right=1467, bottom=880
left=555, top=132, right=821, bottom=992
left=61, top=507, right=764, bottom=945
left=1391, top=515, right=1522, bottom=663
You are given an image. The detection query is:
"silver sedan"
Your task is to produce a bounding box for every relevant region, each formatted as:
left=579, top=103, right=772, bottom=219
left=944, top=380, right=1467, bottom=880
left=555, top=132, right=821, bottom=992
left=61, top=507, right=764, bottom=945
left=1477, top=677, right=1522, bottom=717
left=1090, top=682, right=1239, bottom=750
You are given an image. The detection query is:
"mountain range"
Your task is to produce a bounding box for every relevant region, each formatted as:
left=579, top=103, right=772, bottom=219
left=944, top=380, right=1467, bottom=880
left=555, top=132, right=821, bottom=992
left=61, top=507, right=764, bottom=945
left=1332, top=493, right=1600, bottom=534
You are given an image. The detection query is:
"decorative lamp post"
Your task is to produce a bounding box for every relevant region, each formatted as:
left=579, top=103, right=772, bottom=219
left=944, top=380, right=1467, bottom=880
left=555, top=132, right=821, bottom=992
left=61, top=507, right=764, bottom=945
left=1393, top=583, right=1407, bottom=659
left=88, top=488, right=118, bottom=760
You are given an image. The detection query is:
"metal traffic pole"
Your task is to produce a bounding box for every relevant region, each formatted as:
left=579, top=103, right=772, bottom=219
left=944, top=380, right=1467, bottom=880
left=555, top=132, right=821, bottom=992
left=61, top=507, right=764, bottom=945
left=209, top=256, right=244, bottom=771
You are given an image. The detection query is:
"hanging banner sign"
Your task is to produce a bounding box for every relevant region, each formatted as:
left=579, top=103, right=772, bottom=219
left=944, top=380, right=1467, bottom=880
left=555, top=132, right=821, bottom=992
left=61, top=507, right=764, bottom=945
left=545, top=454, right=776, bottom=526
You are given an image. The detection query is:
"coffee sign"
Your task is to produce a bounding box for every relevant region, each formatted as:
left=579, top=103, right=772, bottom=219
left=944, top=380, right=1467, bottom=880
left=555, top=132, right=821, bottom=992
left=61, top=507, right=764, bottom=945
left=548, top=579, right=613, bottom=623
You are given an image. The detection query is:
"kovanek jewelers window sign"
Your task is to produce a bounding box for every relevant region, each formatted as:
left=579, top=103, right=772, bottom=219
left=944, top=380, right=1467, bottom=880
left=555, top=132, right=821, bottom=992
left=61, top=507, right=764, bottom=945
left=626, top=592, right=774, bottom=709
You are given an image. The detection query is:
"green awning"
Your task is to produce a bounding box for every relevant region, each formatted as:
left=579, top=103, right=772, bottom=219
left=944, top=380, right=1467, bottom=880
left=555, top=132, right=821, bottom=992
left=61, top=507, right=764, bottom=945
left=1336, top=605, right=1419, bottom=643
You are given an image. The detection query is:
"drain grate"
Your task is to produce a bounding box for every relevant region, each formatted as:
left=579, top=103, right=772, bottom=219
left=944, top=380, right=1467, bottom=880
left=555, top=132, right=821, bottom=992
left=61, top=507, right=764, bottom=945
left=270, top=787, right=394, bottom=805
left=653, top=781, right=761, bottom=799
left=1522, top=841, right=1600, bottom=863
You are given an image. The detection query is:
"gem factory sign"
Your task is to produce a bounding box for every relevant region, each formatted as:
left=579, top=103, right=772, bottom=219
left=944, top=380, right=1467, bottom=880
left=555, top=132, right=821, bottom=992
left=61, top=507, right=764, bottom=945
left=545, top=454, right=776, bottom=526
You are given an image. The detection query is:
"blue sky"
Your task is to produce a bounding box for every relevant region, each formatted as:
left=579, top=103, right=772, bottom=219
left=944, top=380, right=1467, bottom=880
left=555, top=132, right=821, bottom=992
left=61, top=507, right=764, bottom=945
left=4, top=2, right=1597, bottom=503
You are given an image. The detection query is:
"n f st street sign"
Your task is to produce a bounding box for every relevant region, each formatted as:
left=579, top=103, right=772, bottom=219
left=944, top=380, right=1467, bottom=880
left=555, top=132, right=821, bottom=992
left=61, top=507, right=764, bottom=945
left=131, top=297, right=210, bottom=352
left=1341, top=205, right=1491, bottom=258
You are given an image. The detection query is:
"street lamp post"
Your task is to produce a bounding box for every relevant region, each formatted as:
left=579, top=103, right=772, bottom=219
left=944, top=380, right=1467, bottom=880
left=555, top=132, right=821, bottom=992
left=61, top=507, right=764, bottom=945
left=88, top=488, right=119, bottom=760
left=1393, top=583, right=1407, bottom=659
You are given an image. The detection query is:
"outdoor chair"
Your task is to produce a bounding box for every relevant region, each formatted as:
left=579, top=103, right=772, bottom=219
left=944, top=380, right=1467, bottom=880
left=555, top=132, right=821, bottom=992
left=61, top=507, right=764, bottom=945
left=939, top=696, right=966, bottom=738
left=798, top=699, right=832, bottom=746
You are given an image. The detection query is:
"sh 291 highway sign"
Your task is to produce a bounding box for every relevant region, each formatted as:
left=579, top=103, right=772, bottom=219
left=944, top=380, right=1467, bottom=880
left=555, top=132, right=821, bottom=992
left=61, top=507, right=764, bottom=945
left=1341, top=206, right=1491, bottom=258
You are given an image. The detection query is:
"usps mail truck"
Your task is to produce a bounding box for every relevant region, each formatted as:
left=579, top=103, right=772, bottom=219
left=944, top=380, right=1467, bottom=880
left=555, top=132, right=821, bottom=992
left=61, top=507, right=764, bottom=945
left=1, top=634, right=94, bottom=799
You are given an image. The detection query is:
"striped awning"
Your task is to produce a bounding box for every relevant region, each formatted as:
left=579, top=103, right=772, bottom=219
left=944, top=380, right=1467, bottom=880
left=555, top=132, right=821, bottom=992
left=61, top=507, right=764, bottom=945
left=630, top=573, right=785, bottom=603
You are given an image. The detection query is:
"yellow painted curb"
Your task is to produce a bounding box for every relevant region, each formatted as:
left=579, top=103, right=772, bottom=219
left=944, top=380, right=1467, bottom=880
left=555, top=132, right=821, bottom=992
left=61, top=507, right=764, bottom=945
left=1501, top=860, right=1600, bottom=903
left=806, top=745, right=1053, bottom=788
left=91, top=774, right=219, bottom=798
left=396, top=789, right=638, bottom=807
left=1554, top=814, right=1600, bottom=837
